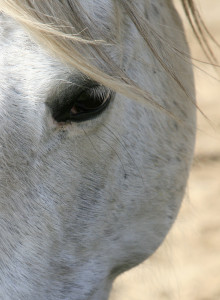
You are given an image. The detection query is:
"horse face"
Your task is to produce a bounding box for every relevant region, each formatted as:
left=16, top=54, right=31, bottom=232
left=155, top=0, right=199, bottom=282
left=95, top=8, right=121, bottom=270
left=0, top=2, right=196, bottom=299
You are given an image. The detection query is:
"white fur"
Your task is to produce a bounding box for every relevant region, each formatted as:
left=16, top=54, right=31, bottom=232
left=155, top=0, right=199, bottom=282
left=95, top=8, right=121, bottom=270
left=0, top=1, right=196, bottom=299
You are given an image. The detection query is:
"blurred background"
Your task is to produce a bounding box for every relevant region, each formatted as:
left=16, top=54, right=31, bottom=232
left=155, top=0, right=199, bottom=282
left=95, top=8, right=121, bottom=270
left=110, top=1, right=220, bottom=299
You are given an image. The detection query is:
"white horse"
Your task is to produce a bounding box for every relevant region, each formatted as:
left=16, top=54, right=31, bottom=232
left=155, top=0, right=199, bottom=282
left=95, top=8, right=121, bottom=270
left=0, top=1, right=212, bottom=299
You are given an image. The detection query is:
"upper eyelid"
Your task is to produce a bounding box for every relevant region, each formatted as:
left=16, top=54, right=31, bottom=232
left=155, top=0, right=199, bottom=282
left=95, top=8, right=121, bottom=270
left=46, top=78, right=98, bottom=108
left=87, top=85, right=111, bottom=100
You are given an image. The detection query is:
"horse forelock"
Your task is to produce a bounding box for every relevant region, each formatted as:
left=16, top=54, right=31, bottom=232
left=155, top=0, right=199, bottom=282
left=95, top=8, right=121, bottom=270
left=0, top=0, right=213, bottom=112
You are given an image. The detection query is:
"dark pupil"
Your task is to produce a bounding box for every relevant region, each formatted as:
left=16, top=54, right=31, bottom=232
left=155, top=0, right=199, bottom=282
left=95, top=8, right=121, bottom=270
left=73, top=91, right=104, bottom=113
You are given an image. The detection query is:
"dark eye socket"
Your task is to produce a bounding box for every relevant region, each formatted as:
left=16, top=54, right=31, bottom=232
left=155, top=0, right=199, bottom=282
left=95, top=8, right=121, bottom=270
left=49, top=85, right=114, bottom=123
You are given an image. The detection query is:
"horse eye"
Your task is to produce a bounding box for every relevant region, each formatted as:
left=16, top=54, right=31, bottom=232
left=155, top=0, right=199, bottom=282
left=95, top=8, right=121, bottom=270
left=69, top=89, right=111, bottom=121
left=51, top=87, right=113, bottom=123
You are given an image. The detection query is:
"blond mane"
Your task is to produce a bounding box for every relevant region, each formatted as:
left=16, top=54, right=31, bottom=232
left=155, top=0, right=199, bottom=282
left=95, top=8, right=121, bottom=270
left=0, top=0, right=214, bottom=109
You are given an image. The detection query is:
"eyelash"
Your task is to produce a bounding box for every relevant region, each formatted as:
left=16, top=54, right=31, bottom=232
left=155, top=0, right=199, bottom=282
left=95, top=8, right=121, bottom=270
left=51, top=86, right=113, bottom=123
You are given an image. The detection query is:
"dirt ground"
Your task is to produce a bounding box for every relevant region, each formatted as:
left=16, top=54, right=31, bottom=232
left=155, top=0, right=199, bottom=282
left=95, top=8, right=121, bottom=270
left=110, top=1, right=220, bottom=299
